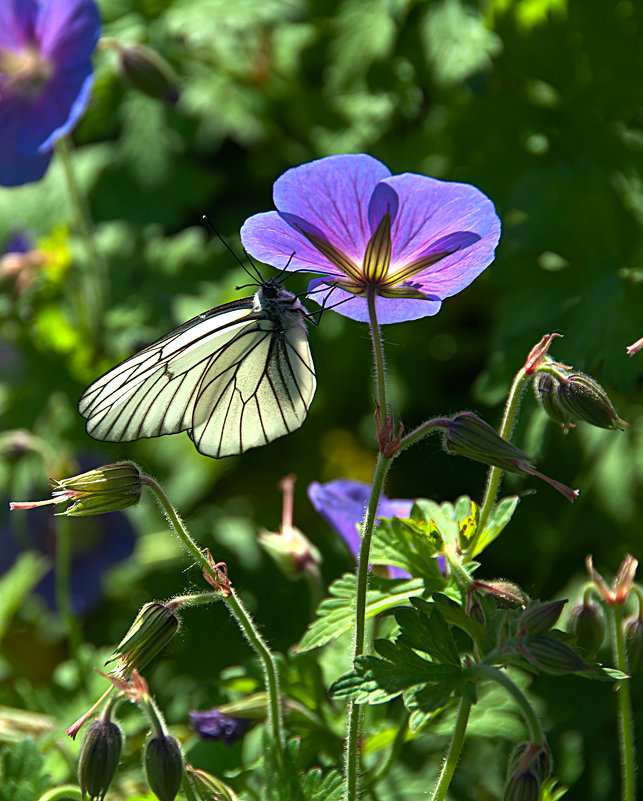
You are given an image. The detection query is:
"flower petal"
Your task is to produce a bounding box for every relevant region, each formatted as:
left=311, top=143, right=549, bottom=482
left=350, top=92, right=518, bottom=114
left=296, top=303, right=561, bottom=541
left=384, top=173, right=501, bottom=298
left=0, top=0, right=38, bottom=49
left=36, top=0, right=101, bottom=65
left=241, top=211, right=347, bottom=277
left=307, top=479, right=413, bottom=577
left=18, top=67, right=94, bottom=152
left=307, top=279, right=442, bottom=324
left=242, top=154, right=391, bottom=274
left=0, top=96, right=51, bottom=185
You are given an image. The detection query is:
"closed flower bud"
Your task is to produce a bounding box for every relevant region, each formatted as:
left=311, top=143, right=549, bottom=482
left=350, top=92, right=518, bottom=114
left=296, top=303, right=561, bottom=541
left=474, top=579, right=529, bottom=608
left=10, top=461, right=142, bottom=516
left=443, top=413, right=579, bottom=502
left=507, top=742, right=552, bottom=784
left=106, top=602, right=179, bottom=677
left=145, top=734, right=183, bottom=801
left=120, top=44, right=180, bottom=104
left=78, top=719, right=122, bottom=801
left=568, top=601, right=605, bottom=656
left=535, top=368, right=629, bottom=432
left=624, top=617, right=643, bottom=672
left=518, top=600, right=566, bottom=636
left=186, top=765, right=239, bottom=801
left=258, top=524, right=321, bottom=578
left=521, top=633, right=588, bottom=674
left=503, top=770, right=541, bottom=801
left=534, top=372, right=574, bottom=433
left=558, top=373, right=628, bottom=431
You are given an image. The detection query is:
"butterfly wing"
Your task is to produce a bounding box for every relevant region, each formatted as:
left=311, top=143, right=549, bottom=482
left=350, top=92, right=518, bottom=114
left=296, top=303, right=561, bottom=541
left=191, top=320, right=316, bottom=457
left=79, top=296, right=316, bottom=457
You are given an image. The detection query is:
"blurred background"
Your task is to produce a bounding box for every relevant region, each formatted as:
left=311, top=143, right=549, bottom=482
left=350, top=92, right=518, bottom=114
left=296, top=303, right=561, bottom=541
left=0, top=0, right=642, bottom=799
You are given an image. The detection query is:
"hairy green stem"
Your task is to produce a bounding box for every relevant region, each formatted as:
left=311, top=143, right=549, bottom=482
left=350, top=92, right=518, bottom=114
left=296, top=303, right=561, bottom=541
left=473, top=367, right=530, bottom=545
left=56, top=136, right=105, bottom=344
left=367, top=286, right=388, bottom=415
left=430, top=697, right=472, bottom=801
left=471, top=664, right=545, bottom=744
left=141, top=476, right=285, bottom=754
left=345, top=290, right=393, bottom=801
left=608, top=604, right=636, bottom=801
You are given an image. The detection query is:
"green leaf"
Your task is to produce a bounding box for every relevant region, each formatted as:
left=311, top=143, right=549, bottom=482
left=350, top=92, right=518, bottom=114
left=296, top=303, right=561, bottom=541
left=301, top=768, right=343, bottom=801
left=371, top=517, right=447, bottom=582
left=428, top=594, right=486, bottom=645
left=473, top=495, right=520, bottom=557
left=330, top=648, right=463, bottom=704
left=0, top=739, right=48, bottom=801
left=421, top=0, right=502, bottom=87
left=394, top=604, right=461, bottom=666
left=0, top=553, right=51, bottom=642
left=412, top=497, right=470, bottom=550
left=296, top=574, right=423, bottom=652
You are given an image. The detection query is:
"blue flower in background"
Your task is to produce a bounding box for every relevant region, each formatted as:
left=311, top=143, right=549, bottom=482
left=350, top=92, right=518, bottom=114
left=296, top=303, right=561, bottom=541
left=241, top=154, right=501, bottom=323
left=189, top=708, right=251, bottom=745
left=308, top=479, right=415, bottom=579
left=0, top=0, right=101, bottom=186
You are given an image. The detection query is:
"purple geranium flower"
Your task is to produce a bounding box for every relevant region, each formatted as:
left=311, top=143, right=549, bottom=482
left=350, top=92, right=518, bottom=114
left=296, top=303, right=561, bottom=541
left=308, top=478, right=414, bottom=579
left=189, top=708, right=251, bottom=746
left=0, top=0, right=101, bottom=186
left=241, top=154, right=501, bottom=323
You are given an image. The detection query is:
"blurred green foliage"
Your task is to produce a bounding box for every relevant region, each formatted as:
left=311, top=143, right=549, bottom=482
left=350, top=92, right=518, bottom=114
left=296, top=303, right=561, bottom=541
left=1, top=0, right=642, bottom=799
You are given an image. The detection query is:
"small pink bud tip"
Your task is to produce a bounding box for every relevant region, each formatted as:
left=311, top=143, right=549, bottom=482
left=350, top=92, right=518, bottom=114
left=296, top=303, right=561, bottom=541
left=524, top=332, right=562, bottom=374
left=9, top=498, right=59, bottom=510
left=626, top=336, right=643, bottom=357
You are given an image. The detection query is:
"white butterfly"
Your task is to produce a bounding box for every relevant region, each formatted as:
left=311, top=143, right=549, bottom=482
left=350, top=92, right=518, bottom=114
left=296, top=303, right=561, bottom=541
left=78, top=278, right=316, bottom=458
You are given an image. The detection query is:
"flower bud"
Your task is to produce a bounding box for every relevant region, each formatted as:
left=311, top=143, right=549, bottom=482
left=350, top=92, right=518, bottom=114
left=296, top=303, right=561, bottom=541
left=145, top=734, right=183, bottom=801
left=624, top=617, right=643, bottom=673
left=503, top=770, right=541, bottom=801
left=521, top=634, right=588, bottom=674
left=518, top=600, right=566, bottom=636
left=568, top=601, right=605, bottom=657
left=258, top=524, right=321, bottom=578
left=534, top=373, right=574, bottom=433
left=78, top=719, right=122, bottom=801
left=507, top=742, right=551, bottom=784
left=106, top=602, right=179, bottom=677
left=186, top=765, right=239, bottom=801
left=120, top=45, right=180, bottom=104
left=558, top=373, right=629, bottom=430
left=443, top=413, right=579, bottom=502
left=10, top=461, right=143, bottom=516
left=535, top=369, right=629, bottom=432
left=474, top=579, right=529, bottom=608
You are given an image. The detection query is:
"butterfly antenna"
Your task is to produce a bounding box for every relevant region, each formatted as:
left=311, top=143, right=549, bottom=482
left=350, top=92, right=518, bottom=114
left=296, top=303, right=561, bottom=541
left=202, top=215, right=263, bottom=283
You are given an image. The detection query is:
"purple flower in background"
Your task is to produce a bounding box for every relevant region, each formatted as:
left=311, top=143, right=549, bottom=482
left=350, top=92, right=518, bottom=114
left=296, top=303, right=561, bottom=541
left=241, top=154, right=501, bottom=323
left=308, top=479, right=414, bottom=579
left=189, top=708, right=251, bottom=746
left=0, top=0, right=101, bottom=186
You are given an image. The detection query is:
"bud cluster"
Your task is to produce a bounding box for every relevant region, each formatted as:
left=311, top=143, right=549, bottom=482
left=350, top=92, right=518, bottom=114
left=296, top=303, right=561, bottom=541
left=533, top=367, right=628, bottom=434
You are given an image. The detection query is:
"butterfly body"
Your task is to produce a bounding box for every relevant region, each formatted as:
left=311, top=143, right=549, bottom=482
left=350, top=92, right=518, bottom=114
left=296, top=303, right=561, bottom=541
left=79, top=280, right=316, bottom=458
